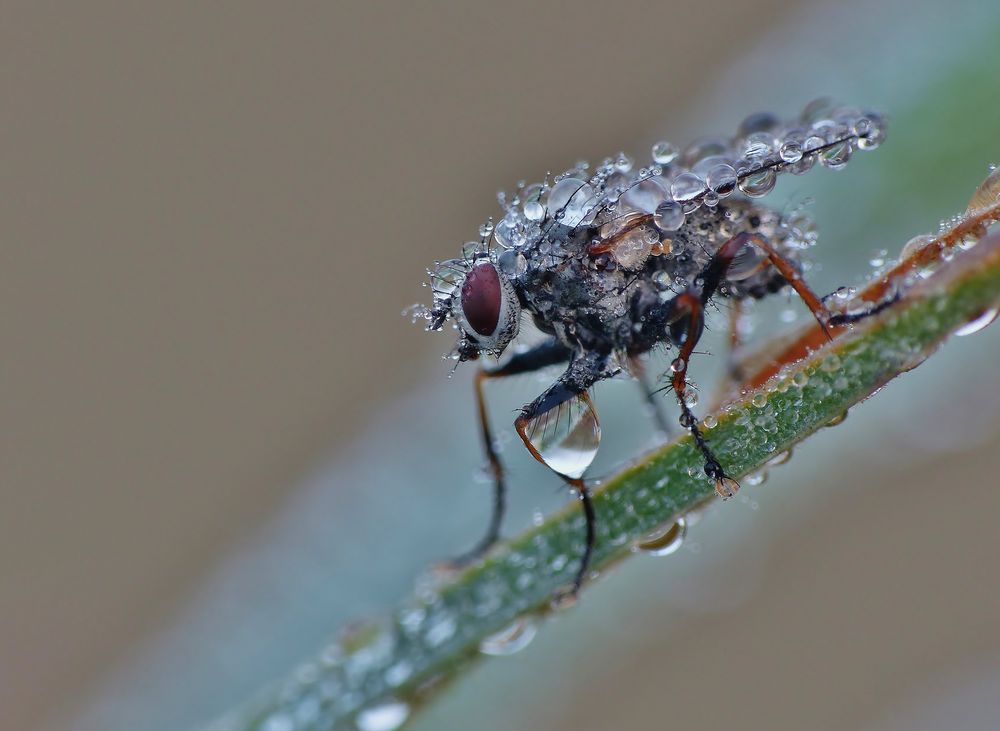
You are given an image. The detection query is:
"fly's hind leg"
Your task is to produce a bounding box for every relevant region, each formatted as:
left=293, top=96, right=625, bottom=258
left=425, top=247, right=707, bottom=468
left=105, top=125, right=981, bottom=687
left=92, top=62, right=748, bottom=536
left=728, top=231, right=901, bottom=335
left=513, top=353, right=610, bottom=597
left=446, top=338, right=571, bottom=568
left=662, top=291, right=742, bottom=499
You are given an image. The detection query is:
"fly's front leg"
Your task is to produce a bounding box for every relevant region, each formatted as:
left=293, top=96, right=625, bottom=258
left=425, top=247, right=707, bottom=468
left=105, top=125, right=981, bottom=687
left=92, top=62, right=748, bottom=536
left=513, top=354, right=609, bottom=597
left=447, top=338, right=571, bottom=568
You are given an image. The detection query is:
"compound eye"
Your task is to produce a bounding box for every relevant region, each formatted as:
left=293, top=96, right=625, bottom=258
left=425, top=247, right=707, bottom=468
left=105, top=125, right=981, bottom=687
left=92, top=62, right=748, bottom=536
left=457, top=261, right=520, bottom=352
left=461, top=263, right=503, bottom=336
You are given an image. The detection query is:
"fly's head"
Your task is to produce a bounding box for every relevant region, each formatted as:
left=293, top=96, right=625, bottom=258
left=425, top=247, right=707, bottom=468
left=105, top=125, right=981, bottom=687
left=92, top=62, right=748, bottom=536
left=420, top=242, right=522, bottom=363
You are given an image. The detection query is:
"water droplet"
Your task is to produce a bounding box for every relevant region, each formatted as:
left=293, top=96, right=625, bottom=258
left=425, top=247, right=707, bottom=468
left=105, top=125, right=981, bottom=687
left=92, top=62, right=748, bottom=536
left=715, top=476, right=740, bottom=499
left=356, top=700, right=410, bottom=731
left=737, top=163, right=777, bottom=198
left=637, top=517, right=687, bottom=556
left=703, top=414, right=718, bottom=429
left=855, top=113, right=886, bottom=150
left=744, top=470, right=768, bottom=487
left=899, top=234, right=934, bottom=259
left=819, top=140, right=853, bottom=170
left=742, top=132, right=776, bottom=158
left=621, top=178, right=669, bottom=214
left=779, top=140, right=803, bottom=163
left=497, top=249, right=527, bottom=277
left=651, top=140, right=679, bottom=165
left=955, top=307, right=999, bottom=336
left=547, top=178, right=595, bottom=226
left=654, top=200, right=686, bottom=232
left=461, top=240, right=482, bottom=259
left=751, top=392, right=767, bottom=408
left=424, top=614, right=456, bottom=647
left=523, top=200, right=545, bottom=222
left=826, top=410, right=848, bottom=427
left=522, top=394, right=600, bottom=479
left=670, top=357, right=686, bottom=373
left=384, top=660, right=413, bottom=687
left=429, top=263, right=464, bottom=297
left=767, top=448, right=794, bottom=466
left=480, top=617, right=538, bottom=656
left=820, top=354, right=841, bottom=372
left=705, top=163, right=737, bottom=198
left=967, top=166, right=1000, bottom=212
left=478, top=221, right=494, bottom=237
left=670, top=172, right=707, bottom=206
left=615, top=153, right=633, bottom=172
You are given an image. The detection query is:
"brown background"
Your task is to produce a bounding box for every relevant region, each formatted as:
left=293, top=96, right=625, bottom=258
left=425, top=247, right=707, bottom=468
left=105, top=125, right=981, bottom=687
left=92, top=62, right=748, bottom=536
left=2, top=2, right=999, bottom=730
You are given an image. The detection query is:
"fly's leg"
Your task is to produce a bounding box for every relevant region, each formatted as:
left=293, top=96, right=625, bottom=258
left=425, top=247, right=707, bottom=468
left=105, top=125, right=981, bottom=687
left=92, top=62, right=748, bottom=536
left=662, top=292, right=741, bottom=499
left=716, top=231, right=835, bottom=338
left=447, top=338, right=572, bottom=568
left=513, top=354, right=609, bottom=597
left=726, top=231, right=900, bottom=335
left=825, top=291, right=901, bottom=326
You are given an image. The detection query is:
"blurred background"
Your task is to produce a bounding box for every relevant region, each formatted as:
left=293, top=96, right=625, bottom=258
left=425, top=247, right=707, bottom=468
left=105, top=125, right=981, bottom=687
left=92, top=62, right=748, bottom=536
left=3, top=1, right=1000, bottom=730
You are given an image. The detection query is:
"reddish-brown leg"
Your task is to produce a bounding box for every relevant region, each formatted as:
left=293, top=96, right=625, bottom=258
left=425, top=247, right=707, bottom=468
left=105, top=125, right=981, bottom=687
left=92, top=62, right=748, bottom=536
left=719, top=231, right=835, bottom=339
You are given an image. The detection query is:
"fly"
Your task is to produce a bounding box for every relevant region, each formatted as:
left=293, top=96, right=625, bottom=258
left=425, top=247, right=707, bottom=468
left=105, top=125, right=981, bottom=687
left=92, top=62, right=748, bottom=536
left=415, top=100, right=888, bottom=599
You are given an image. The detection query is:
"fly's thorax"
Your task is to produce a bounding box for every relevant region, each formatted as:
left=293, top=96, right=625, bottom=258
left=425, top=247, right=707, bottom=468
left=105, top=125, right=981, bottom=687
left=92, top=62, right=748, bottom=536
left=512, top=228, right=642, bottom=353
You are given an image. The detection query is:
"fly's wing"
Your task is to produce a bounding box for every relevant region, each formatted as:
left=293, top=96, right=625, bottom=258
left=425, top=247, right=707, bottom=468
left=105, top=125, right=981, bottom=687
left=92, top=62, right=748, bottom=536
left=492, top=100, right=885, bottom=248
left=602, top=100, right=886, bottom=229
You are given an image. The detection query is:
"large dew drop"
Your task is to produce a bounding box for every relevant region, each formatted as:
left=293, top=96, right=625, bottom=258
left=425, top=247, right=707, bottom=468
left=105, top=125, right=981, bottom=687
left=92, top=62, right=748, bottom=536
left=522, top=394, right=601, bottom=479
left=546, top=178, right=595, bottom=226
left=479, top=617, right=538, bottom=656
left=620, top=177, right=669, bottom=214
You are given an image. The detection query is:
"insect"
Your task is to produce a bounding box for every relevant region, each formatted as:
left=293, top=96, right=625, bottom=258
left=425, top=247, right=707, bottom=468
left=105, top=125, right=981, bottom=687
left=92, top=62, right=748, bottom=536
left=415, top=100, right=887, bottom=598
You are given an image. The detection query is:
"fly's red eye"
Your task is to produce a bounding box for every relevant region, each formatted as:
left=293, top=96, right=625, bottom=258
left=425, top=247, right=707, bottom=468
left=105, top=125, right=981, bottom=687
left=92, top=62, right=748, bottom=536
left=461, top=263, right=502, bottom=336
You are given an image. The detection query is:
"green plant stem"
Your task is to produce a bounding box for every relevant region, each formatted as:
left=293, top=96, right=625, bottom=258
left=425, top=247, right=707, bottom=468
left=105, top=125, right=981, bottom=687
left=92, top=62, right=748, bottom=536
left=215, top=224, right=1000, bottom=731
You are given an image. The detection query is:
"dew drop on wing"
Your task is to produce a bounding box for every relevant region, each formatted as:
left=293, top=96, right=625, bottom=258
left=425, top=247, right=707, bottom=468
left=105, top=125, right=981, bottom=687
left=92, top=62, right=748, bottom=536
left=522, top=395, right=601, bottom=479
